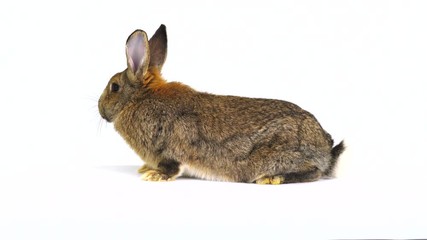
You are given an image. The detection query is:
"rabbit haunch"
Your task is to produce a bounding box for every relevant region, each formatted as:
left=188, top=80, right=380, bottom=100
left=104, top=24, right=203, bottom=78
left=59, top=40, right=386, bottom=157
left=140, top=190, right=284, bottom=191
left=98, top=24, right=345, bottom=184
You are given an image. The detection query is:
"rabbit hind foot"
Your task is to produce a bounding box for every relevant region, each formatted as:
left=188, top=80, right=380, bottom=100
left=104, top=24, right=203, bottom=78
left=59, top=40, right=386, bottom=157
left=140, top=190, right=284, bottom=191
left=282, top=168, right=323, bottom=184
left=254, top=167, right=323, bottom=184
left=255, top=175, right=285, bottom=185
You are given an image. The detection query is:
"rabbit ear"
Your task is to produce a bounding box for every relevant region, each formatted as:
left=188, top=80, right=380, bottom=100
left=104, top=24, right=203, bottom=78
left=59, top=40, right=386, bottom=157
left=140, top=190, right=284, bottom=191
left=148, top=24, right=167, bottom=71
left=126, top=30, right=150, bottom=80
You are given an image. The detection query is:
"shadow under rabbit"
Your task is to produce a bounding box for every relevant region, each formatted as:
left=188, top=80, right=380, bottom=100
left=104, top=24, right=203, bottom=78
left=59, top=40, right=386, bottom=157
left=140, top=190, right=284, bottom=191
left=94, top=165, right=198, bottom=181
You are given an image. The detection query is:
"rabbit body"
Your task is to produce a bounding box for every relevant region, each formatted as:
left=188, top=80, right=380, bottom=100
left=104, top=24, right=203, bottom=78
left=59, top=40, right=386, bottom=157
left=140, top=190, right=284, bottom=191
left=99, top=25, right=344, bottom=184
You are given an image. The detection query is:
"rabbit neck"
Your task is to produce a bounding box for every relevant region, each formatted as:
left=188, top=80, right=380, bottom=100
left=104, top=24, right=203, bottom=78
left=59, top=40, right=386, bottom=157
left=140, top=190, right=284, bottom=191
left=143, top=67, right=195, bottom=96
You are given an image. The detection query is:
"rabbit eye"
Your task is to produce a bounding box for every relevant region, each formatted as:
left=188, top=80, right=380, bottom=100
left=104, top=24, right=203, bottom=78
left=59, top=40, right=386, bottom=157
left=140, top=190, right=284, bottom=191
left=111, top=83, right=120, bottom=92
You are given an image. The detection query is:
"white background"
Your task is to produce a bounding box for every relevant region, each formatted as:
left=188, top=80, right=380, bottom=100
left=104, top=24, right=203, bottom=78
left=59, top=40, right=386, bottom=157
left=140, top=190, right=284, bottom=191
left=1, top=0, right=426, bottom=239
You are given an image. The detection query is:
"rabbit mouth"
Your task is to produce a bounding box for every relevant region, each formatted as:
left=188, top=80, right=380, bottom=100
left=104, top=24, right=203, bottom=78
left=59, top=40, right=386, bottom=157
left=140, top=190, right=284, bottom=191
left=102, top=115, right=112, bottom=123
left=99, top=106, right=113, bottom=122
left=101, top=113, right=113, bottom=123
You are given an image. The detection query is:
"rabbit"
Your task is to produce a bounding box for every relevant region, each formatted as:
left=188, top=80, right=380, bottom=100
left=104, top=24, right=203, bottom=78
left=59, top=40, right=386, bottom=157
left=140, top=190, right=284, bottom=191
left=98, top=24, right=345, bottom=184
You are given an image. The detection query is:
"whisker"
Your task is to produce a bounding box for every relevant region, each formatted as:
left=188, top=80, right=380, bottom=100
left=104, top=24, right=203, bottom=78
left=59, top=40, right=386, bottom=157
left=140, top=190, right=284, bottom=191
left=84, top=94, right=108, bottom=136
left=85, top=94, right=99, bottom=102
left=97, top=117, right=106, bottom=136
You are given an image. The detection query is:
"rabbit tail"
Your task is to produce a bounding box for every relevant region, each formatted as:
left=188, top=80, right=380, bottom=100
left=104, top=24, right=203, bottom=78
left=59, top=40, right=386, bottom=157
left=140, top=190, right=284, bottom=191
left=323, top=141, right=345, bottom=177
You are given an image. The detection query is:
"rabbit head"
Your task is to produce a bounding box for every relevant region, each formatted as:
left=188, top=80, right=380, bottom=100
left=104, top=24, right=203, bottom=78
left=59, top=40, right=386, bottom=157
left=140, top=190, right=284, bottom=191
left=98, top=25, right=167, bottom=122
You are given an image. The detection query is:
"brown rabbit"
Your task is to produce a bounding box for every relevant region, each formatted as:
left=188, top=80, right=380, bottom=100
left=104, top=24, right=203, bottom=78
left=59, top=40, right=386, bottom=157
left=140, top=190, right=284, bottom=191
left=98, top=24, right=344, bottom=184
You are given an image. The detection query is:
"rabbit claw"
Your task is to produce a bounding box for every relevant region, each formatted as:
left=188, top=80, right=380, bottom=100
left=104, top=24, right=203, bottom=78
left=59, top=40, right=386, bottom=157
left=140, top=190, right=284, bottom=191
left=140, top=169, right=173, bottom=182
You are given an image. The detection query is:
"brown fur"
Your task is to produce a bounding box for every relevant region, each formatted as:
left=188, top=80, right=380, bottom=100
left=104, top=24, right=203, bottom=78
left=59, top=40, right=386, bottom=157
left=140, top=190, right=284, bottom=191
left=98, top=25, right=345, bottom=184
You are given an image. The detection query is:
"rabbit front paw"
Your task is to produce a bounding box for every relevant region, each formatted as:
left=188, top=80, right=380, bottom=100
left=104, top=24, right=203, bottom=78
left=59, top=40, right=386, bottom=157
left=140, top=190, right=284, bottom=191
left=141, top=169, right=174, bottom=182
